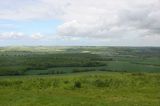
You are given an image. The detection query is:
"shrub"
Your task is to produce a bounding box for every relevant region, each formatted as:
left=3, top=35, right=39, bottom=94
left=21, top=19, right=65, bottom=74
left=74, top=81, right=81, bottom=88
left=131, top=73, right=145, bottom=76
left=94, top=79, right=106, bottom=87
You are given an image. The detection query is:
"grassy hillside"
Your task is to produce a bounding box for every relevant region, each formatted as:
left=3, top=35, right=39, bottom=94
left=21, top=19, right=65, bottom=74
left=0, top=72, right=159, bottom=106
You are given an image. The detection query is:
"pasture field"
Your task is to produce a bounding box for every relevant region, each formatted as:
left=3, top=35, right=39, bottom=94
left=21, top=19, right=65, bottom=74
left=0, top=46, right=160, bottom=75
left=0, top=46, right=160, bottom=106
left=0, top=72, right=160, bottom=106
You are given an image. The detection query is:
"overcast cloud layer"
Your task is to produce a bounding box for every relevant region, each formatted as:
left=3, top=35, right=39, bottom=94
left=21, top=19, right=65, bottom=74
left=0, top=0, right=160, bottom=46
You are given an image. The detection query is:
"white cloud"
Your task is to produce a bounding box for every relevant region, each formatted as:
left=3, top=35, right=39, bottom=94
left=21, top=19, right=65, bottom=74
left=0, top=32, right=47, bottom=40
left=0, top=32, right=25, bottom=39
left=0, top=0, right=67, bottom=20
left=57, top=0, right=160, bottom=38
left=31, top=33, right=45, bottom=40
left=0, top=0, right=160, bottom=46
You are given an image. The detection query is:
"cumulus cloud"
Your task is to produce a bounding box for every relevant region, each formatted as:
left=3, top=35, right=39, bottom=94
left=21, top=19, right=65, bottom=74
left=0, top=32, right=25, bottom=39
left=57, top=0, right=160, bottom=40
left=0, top=0, right=160, bottom=46
left=31, top=33, right=45, bottom=40
left=0, top=32, right=46, bottom=40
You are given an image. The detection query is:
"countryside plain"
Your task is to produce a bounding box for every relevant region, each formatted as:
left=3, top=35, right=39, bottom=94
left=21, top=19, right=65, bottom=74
left=0, top=46, right=160, bottom=106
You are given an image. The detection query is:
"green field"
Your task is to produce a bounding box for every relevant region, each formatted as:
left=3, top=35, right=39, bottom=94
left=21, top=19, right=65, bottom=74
left=0, top=46, right=160, bottom=105
left=0, top=46, right=160, bottom=75
left=0, top=72, right=160, bottom=106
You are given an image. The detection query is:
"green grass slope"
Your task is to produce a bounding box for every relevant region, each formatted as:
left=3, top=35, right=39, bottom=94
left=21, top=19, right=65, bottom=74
left=0, top=72, right=160, bottom=106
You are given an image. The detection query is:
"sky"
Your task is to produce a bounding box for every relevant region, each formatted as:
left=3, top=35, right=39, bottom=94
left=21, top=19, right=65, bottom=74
left=0, top=0, right=160, bottom=46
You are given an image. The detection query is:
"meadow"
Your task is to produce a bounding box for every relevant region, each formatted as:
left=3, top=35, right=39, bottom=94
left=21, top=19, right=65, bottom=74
left=0, top=46, right=160, bottom=106
left=0, top=72, right=160, bottom=106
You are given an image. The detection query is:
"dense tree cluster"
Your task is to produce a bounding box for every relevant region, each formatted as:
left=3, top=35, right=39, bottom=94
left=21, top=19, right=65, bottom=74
left=0, top=52, right=106, bottom=76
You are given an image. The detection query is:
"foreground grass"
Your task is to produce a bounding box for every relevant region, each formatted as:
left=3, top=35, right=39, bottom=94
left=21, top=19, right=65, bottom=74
left=0, top=72, right=160, bottom=106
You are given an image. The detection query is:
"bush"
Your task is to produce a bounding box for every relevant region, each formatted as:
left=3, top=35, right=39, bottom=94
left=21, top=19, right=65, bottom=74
left=94, top=79, right=106, bottom=87
left=74, top=81, right=81, bottom=88
left=131, top=73, right=145, bottom=76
